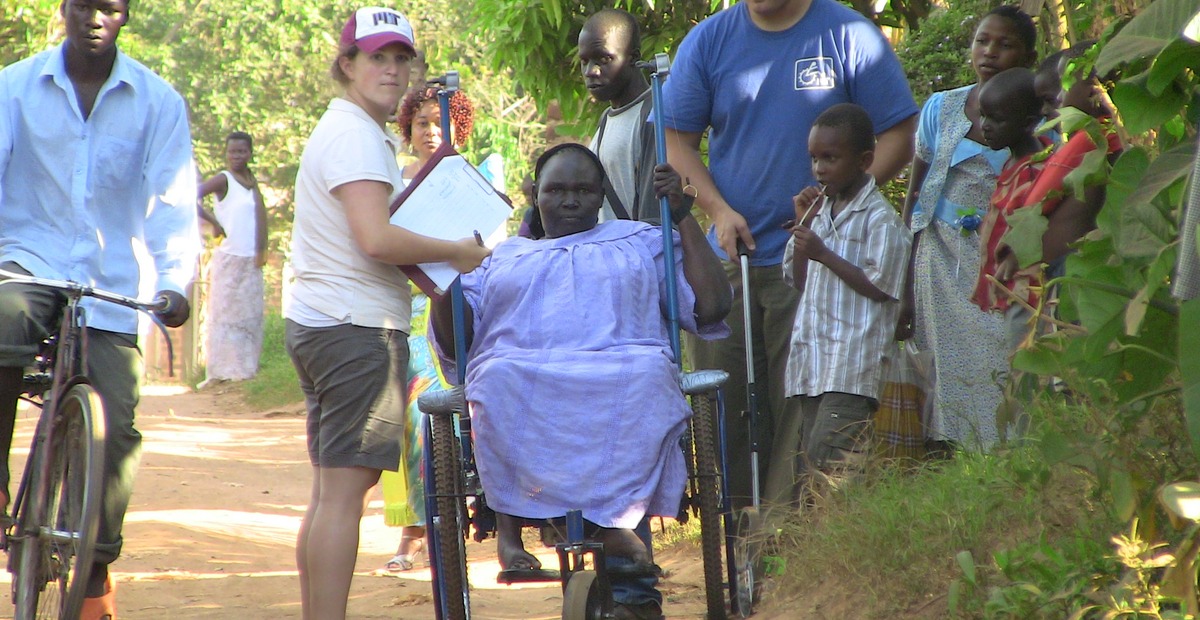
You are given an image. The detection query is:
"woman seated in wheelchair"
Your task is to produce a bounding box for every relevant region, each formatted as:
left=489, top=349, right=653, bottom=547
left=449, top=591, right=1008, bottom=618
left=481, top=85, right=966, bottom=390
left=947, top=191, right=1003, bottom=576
left=432, top=142, right=730, bottom=574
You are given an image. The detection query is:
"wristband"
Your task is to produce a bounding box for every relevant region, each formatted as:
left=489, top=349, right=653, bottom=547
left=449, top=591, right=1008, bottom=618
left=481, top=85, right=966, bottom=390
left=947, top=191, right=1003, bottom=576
left=671, top=195, right=694, bottom=225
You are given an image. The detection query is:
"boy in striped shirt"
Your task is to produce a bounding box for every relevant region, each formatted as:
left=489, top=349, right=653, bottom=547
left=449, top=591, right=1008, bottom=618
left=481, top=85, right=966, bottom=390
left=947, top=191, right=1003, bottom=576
left=764, top=103, right=912, bottom=505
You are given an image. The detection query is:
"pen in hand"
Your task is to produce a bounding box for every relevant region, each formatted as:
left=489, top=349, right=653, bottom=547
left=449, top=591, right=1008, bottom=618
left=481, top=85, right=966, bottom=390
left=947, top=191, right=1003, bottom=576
left=473, top=230, right=485, bottom=247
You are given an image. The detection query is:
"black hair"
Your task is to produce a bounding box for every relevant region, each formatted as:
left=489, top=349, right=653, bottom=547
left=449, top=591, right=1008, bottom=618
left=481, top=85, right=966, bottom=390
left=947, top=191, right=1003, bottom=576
left=582, top=8, right=641, bottom=59
left=812, top=103, right=875, bottom=155
left=1056, top=38, right=1099, bottom=77
left=983, top=67, right=1041, bottom=120
left=984, top=5, right=1037, bottom=56
left=226, top=131, right=252, bottom=147
left=527, top=143, right=608, bottom=240
left=1037, top=49, right=1067, bottom=77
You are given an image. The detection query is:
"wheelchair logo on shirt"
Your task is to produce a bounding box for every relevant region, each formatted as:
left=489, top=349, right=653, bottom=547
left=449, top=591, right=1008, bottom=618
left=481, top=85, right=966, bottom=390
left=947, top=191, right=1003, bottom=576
left=794, top=57, right=836, bottom=90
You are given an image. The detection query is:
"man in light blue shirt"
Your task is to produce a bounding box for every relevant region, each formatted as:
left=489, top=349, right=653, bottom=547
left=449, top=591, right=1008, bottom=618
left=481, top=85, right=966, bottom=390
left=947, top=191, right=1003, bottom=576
left=0, top=0, right=199, bottom=615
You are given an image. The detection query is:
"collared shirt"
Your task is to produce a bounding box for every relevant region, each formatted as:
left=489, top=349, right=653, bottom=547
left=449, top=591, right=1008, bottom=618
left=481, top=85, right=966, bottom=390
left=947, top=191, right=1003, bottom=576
left=782, top=178, right=912, bottom=400
left=0, top=44, right=200, bottom=334
left=910, top=86, right=1010, bottom=233
left=286, top=98, right=411, bottom=332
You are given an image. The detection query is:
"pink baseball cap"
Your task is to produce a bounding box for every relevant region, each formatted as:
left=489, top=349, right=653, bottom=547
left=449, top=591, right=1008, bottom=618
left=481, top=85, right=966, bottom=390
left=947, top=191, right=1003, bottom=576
left=340, top=7, right=417, bottom=55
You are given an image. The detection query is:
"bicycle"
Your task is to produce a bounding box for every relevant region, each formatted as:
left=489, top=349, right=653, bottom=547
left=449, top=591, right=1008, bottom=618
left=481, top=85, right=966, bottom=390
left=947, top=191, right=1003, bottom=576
left=0, top=268, right=175, bottom=619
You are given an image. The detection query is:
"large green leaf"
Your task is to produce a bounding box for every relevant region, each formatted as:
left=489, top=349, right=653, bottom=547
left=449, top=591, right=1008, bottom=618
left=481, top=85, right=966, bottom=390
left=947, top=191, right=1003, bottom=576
left=1111, top=307, right=1179, bottom=402
left=1124, top=140, right=1197, bottom=213
left=1115, top=194, right=1178, bottom=260
left=1002, top=206, right=1050, bottom=268
left=1101, top=148, right=1151, bottom=236
left=1110, top=465, right=1137, bottom=521
left=1147, top=37, right=1200, bottom=95
left=1061, top=148, right=1108, bottom=202
left=1097, top=0, right=1200, bottom=74
left=1111, top=77, right=1189, bottom=135
left=1013, top=332, right=1074, bottom=376
left=1126, top=245, right=1178, bottom=334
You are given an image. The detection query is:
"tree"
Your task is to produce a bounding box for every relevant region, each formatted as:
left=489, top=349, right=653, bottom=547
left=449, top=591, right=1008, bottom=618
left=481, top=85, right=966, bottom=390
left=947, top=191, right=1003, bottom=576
left=120, top=0, right=362, bottom=219
left=0, top=0, right=59, bottom=67
left=469, top=0, right=721, bottom=127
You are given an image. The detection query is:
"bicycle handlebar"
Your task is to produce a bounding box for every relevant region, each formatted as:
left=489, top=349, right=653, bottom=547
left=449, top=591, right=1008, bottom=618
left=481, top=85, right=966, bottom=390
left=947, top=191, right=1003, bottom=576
left=0, top=267, right=179, bottom=376
left=0, top=268, right=170, bottom=315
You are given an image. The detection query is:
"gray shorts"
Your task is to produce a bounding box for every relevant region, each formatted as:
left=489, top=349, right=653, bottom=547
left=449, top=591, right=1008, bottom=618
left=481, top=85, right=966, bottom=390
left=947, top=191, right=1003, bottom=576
left=285, top=320, right=409, bottom=471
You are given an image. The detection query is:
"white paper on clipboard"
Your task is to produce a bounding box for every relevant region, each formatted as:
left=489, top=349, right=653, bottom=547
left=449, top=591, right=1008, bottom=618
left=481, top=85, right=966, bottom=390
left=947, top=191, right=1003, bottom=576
left=389, top=143, right=512, bottom=296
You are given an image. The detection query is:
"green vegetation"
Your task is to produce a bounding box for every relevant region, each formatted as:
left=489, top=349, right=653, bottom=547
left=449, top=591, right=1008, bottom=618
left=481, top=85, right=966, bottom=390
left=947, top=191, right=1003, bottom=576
left=240, top=311, right=303, bottom=411
left=767, top=2, right=1200, bottom=617
left=766, top=392, right=1189, bottom=618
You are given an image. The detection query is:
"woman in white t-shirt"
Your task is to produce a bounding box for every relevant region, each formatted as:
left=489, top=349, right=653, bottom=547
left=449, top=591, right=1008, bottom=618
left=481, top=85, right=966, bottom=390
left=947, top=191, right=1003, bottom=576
left=198, top=131, right=267, bottom=384
left=284, top=8, right=489, bottom=619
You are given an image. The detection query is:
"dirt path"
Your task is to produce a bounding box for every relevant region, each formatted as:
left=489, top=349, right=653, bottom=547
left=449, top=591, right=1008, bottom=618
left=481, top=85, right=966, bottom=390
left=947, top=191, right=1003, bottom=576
left=0, top=385, right=730, bottom=619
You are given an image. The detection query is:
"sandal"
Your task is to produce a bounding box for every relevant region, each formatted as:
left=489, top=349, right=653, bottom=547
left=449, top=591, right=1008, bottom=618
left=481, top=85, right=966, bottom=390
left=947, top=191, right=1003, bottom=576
left=385, top=554, right=416, bottom=572
left=79, top=572, right=116, bottom=620
left=385, top=536, right=426, bottom=572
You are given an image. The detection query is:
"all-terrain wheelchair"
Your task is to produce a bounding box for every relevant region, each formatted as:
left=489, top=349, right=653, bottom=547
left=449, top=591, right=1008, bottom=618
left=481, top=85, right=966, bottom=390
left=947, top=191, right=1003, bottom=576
left=414, top=55, right=763, bottom=620
left=417, top=365, right=759, bottom=620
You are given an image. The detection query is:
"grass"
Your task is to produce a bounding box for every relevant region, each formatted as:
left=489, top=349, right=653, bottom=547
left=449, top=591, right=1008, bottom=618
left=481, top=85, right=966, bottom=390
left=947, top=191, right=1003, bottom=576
left=240, top=311, right=304, bottom=410
left=758, top=427, right=1119, bottom=619
left=653, top=516, right=702, bottom=551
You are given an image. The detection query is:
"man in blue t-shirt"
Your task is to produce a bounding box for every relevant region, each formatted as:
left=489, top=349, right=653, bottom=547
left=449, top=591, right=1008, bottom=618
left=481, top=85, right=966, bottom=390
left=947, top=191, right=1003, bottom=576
left=661, top=0, right=918, bottom=510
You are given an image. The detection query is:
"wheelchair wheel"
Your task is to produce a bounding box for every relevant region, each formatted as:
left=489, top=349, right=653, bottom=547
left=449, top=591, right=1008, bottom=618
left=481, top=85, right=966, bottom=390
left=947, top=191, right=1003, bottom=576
left=561, top=570, right=605, bottom=620
left=430, top=411, right=468, bottom=620
left=690, top=392, right=727, bottom=620
left=732, top=507, right=764, bottom=618
left=12, top=383, right=105, bottom=620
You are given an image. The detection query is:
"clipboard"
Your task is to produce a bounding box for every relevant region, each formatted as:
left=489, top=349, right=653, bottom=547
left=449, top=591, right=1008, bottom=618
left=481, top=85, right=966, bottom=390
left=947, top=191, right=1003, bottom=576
left=389, top=142, right=513, bottom=297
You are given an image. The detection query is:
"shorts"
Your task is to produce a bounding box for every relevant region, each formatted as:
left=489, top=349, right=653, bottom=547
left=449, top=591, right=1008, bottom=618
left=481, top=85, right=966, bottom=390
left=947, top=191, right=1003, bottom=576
left=285, top=320, right=410, bottom=471
left=797, top=392, right=878, bottom=472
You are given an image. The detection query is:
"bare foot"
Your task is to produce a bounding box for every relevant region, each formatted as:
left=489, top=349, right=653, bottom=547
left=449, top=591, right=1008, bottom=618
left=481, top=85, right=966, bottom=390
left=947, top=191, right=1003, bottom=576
left=596, top=527, right=651, bottom=565
left=496, top=513, right=541, bottom=570
left=497, top=535, right=541, bottom=570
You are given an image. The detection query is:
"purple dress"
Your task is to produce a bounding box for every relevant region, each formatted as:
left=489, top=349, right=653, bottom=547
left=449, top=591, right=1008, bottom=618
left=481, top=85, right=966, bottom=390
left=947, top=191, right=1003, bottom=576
left=452, top=220, right=727, bottom=528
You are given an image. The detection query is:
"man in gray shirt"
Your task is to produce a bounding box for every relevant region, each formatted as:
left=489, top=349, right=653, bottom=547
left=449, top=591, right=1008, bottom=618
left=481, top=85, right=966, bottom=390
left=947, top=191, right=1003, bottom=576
left=580, top=8, right=665, bottom=226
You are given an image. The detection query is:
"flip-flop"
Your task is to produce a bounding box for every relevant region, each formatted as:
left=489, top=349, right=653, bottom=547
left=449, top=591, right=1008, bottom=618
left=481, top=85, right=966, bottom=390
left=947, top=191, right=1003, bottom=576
left=497, top=567, right=561, bottom=584
left=607, top=562, right=663, bottom=578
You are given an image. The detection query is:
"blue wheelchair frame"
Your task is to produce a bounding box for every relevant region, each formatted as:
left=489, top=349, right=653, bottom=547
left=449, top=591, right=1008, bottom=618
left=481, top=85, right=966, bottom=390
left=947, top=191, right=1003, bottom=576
left=419, top=58, right=756, bottom=620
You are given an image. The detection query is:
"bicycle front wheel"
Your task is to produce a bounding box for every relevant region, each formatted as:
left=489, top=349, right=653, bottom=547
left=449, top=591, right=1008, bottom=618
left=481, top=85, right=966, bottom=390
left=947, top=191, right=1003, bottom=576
left=690, top=391, right=727, bottom=620
left=12, top=383, right=106, bottom=620
left=430, top=411, right=468, bottom=620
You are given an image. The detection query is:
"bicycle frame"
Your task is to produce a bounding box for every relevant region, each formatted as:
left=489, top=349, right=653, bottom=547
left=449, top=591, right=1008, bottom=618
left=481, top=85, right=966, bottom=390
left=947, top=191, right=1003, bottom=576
left=0, top=268, right=171, bottom=619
